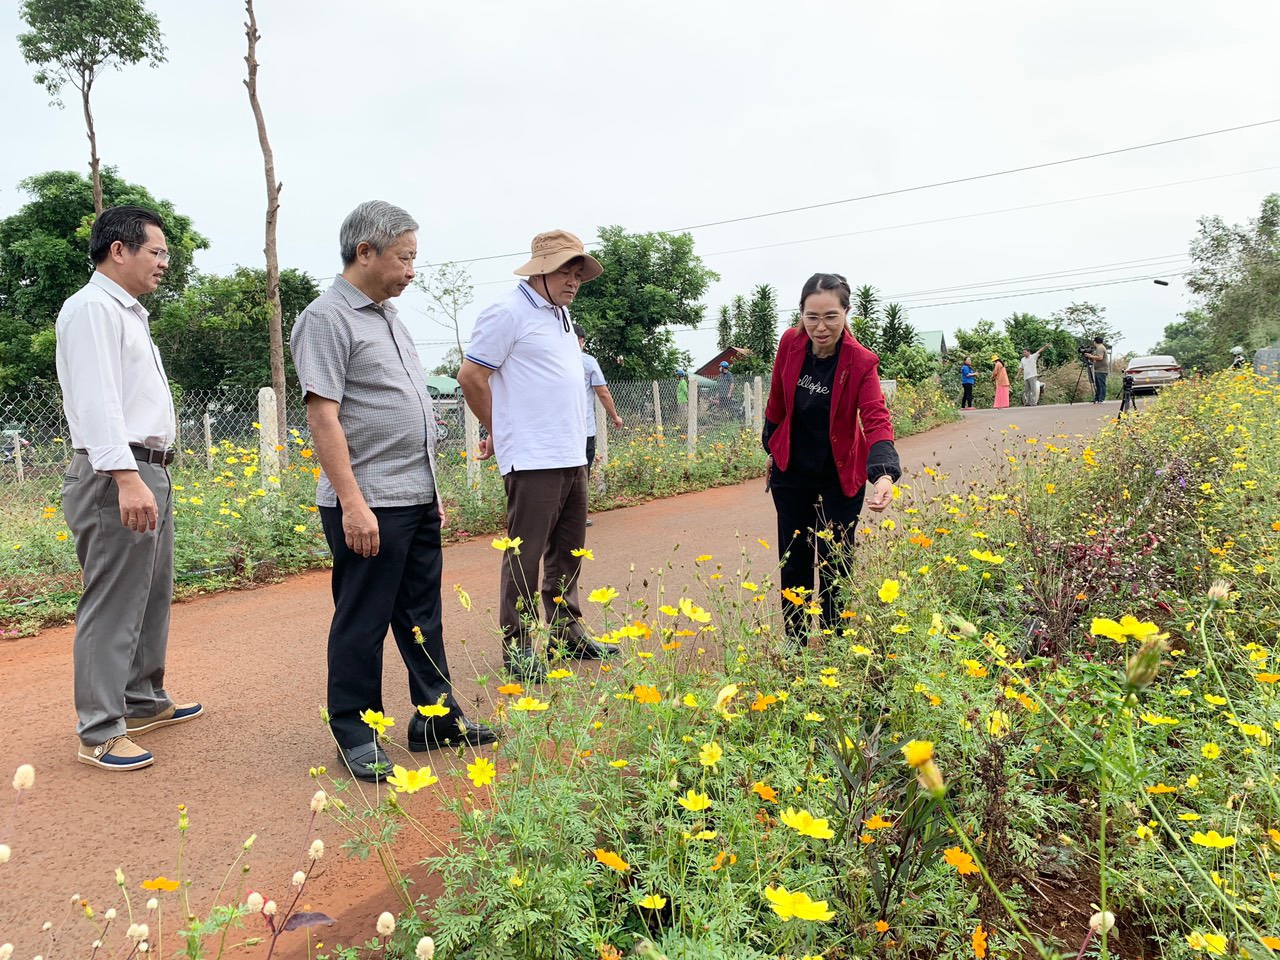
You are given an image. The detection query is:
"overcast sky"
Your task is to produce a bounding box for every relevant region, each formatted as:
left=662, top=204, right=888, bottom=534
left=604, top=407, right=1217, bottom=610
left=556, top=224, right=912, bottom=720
left=3, top=0, right=1278, bottom=372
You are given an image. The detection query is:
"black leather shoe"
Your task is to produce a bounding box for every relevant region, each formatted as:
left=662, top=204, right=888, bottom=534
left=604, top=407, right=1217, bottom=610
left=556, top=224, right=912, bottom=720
left=408, top=713, right=500, bottom=752
left=553, top=633, right=619, bottom=661
left=504, top=647, right=548, bottom=683
left=337, top=741, right=391, bottom=782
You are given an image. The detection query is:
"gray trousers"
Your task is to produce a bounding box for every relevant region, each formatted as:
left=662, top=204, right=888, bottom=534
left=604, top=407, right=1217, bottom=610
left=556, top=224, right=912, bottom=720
left=500, top=466, right=588, bottom=649
left=62, top=454, right=174, bottom=745
left=1022, top=378, right=1039, bottom=406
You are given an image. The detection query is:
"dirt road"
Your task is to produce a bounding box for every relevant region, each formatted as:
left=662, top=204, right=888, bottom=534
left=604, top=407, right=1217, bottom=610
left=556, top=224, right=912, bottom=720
left=0, top=404, right=1108, bottom=953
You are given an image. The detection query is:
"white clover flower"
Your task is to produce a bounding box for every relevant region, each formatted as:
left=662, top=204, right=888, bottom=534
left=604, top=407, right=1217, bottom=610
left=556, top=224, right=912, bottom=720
left=12, top=764, right=34, bottom=791
left=308, top=839, right=325, bottom=861
left=263, top=901, right=277, bottom=917
left=146, top=899, right=158, bottom=911
left=376, top=912, right=395, bottom=936
left=0, top=943, right=12, bottom=960
left=125, top=923, right=149, bottom=944
left=104, top=909, right=116, bottom=921
left=138, top=943, right=149, bottom=953
left=0, top=844, right=10, bottom=864
left=415, top=936, right=435, bottom=960
left=310, top=791, right=327, bottom=813
left=291, top=871, right=306, bottom=887
left=245, top=892, right=264, bottom=913
left=1089, top=911, right=1116, bottom=934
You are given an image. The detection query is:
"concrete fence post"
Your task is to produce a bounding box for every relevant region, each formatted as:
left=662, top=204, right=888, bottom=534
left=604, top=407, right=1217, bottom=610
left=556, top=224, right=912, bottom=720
left=204, top=412, right=214, bottom=471
left=13, top=433, right=23, bottom=485
left=651, top=380, right=663, bottom=433
left=753, top=376, right=764, bottom=433
left=258, top=387, right=280, bottom=475
left=594, top=395, right=608, bottom=493
left=464, top=403, right=481, bottom=495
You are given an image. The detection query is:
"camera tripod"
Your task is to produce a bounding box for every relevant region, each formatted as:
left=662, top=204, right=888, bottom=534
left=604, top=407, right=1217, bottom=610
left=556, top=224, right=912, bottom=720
left=1118, top=376, right=1140, bottom=418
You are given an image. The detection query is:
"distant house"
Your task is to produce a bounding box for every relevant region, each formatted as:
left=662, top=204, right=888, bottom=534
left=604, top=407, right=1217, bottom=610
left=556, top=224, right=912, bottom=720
left=695, top=346, right=754, bottom=379
left=917, top=330, right=949, bottom=356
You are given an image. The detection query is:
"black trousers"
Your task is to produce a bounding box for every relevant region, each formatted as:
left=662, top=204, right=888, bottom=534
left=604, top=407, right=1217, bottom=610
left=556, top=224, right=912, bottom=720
left=585, top=435, right=597, bottom=482
left=771, top=480, right=865, bottom=640
left=320, top=501, right=455, bottom=748
left=960, top=383, right=974, bottom=408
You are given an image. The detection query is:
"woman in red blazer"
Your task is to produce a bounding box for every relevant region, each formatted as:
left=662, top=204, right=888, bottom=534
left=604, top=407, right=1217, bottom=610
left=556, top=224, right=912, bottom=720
left=763, top=273, right=901, bottom=648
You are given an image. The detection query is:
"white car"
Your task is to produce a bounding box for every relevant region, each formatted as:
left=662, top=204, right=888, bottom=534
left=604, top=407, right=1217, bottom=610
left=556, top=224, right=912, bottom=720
left=1124, top=355, right=1182, bottom=393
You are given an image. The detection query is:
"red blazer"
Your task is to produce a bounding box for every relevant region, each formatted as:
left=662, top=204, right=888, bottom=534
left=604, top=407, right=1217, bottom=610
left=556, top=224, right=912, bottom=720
left=764, top=326, right=895, bottom=497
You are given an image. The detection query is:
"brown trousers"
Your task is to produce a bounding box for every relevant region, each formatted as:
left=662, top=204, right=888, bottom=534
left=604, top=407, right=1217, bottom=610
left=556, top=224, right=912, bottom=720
left=500, top=466, right=589, bottom=650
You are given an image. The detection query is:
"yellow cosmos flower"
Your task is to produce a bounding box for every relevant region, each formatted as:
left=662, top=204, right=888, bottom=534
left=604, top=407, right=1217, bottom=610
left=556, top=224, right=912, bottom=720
left=901, top=740, right=934, bottom=768
left=679, top=597, right=712, bottom=623
left=695, top=553, right=713, bottom=562
left=699, top=741, right=723, bottom=767
left=1186, top=931, right=1227, bottom=955
left=453, top=584, right=472, bottom=610
left=863, top=814, right=894, bottom=830
left=491, top=536, right=523, bottom=553
left=637, top=894, right=667, bottom=909
left=417, top=702, right=450, bottom=718
left=386, top=765, right=438, bottom=794
left=588, top=586, right=619, bottom=604
left=511, top=696, right=549, bottom=712
left=570, top=547, right=594, bottom=560
left=752, top=781, right=778, bottom=803
left=764, top=885, right=835, bottom=922
left=466, top=757, right=496, bottom=788
left=1190, top=830, right=1236, bottom=849
left=677, top=789, right=712, bottom=812
left=360, top=710, right=395, bottom=735
left=140, top=876, right=180, bottom=892
left=780, top=807, right=835, bottom=840
left=546, top=668, right=574, bottom=680
left=985, top=710, right=1012, bottom=738
left=593, top=848, right=630, bottom=872
left=1090, top=614, right=1160, bottom=643
left=877, top=579, right=901, bottom=603
left=969, top=548, right=1005, bottom=564
left=497, top=682, right=524, bottom=696
left=1201, top=742, right=1221, bottom=760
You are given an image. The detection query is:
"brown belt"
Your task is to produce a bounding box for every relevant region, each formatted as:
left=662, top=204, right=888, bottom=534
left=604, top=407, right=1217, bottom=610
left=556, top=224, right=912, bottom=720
left=74, top=444, right=175, bottom=466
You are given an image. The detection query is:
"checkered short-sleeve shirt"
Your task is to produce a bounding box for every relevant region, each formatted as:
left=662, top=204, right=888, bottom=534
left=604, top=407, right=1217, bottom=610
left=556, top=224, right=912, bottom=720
left=290, top=276, right=437, bottom=508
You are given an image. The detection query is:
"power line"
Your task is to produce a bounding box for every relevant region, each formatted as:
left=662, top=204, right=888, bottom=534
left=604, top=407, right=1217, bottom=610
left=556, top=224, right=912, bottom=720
left=886, top=254, right=1190, bottom=300
left=414, top=117, right=1279, bottom=269
left=896, top=271, right=1190, bottom=310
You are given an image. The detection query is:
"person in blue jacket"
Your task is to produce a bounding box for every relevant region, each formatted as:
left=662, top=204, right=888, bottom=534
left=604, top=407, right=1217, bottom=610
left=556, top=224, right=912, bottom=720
left=959, top=356, right=976, bottom=409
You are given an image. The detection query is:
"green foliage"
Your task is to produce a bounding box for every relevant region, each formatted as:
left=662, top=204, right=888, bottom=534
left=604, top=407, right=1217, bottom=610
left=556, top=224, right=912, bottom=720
left=878, top=302, right=917, bottom=356
left=1050, top=301, right=1122, bottom=352
left=851, top=284, right=880, bottom=351
left=952, top=318, right=1016, bottom=369
left=430, top=347, right=464, bottom=378
left=570, top=226, right=719, bottom=380
left=17, top=0, right=166, bottom=104
left=1151, top=310, right=1217, bottom=373
left=0, top=168, right=208, bottom=387
left=879, top=343, right=936, bottom=386
left=152, top=268, right=320, bottom=391
left=715, top=304, right=733, bottom=352
left=730, top=295, right=749, bottom=349
left=413, top=262, right=473, bottom=359
left=1001, top=311, right=1077, bottom=368
left=1180, top=193, right=1280, bottom=363
left=735, top=284, right=779, bottom=373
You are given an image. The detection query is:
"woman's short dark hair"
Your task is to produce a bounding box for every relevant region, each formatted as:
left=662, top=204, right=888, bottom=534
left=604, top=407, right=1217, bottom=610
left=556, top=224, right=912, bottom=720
left=89, top=205, right=167, bottom=264
left=799, top=273, right=851, bottom=311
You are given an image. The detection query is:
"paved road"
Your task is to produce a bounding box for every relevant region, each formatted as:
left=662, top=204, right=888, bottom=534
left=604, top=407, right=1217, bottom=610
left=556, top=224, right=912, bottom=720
left=0, top=404, right=1110, bottom=953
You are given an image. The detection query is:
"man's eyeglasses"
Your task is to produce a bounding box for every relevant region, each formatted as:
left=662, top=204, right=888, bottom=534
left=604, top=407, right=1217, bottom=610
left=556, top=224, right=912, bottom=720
left=801, top=312, right=845, bottom=325
left=126, top=242, right=171, bottom=265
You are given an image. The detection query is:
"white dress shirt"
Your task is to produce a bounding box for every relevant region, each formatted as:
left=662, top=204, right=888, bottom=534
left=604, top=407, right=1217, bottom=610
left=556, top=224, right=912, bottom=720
left=55, top=272, right=176, bottom=473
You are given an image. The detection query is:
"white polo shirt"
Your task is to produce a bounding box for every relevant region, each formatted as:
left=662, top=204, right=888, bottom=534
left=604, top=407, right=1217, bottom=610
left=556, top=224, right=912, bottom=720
left=466, top=281, right=587, bottom=475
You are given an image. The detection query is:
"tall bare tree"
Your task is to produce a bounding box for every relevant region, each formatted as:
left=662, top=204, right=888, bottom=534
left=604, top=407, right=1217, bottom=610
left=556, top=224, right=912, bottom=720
left=18, top=0, right=167, bottom=216
left=243, top=0, right=287, bottom=456
left=414, top=262, right=474, bottom=364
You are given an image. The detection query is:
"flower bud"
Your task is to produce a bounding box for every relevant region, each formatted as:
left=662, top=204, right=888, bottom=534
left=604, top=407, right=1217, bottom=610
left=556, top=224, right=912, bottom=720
left=41, top=923, right=51, bottom=933
left=415, top=937, right=436, bottom=960
left=12, top=765, right=34, bottom=791
left=310, top=791, right=327, bottom=813
left=291, top=871, right=307, bottom=887
left=263, top=901, right=277, bottom=917
left=376, top=912, right=396, bottom=936
left=243, top=834, right=257, bottom=850
left=1089, top=910, right=1116, bottom=934
left=916, top=758, right=946, bottom=799
left=309, top=839, right=325, bottom=861
left=0, top=844, right=10, bottom=864
left=146, top=899, right=158, bottom=911
left=104, top=908, right=116, bottom=921
left=1207, top=580, right=1231, bottom=604
left=0, top=944, right=13, bottom=960
left=1125, top=637, right=1168, bottom=691
left=245, top=892, right=264, bottom=912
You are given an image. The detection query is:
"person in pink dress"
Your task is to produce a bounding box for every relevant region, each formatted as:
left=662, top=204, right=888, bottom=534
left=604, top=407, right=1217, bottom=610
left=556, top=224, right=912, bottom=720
left=992, top=355, right=1010, bottom=409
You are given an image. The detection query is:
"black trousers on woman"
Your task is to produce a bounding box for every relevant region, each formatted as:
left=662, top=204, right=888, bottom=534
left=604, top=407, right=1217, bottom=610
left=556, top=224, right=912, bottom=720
left=960, top=382, right=974, bottom=408
left=771, top=482, right=865, bottom=642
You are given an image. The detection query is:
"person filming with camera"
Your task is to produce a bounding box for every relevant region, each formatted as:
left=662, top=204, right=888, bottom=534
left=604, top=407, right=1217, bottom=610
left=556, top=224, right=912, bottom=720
left=1084, top=337, right=1109, bottom=404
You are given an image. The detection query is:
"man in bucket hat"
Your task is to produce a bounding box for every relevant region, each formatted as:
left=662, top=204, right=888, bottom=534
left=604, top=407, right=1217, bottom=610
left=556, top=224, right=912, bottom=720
left=459, top=230, right=617, bottom=680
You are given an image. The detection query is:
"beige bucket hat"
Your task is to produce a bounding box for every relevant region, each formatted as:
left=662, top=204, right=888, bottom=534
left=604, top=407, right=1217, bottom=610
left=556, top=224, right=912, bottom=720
left=513, top=229, right=603, bottom=281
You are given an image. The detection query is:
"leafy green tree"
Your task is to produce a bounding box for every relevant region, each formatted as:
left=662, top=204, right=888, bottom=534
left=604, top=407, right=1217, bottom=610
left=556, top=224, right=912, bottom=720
left=430, top=346, right=464, bottom=378
left=150, top=267, right=320, bottom=391
left=1051, top=301, right=1122, bottom=354
left=730, top=295, right=750, bottom=349
left=569, top=226, right=719, bottom=380
left=1002, top=311, right=1076, bottom=368
left=1185, top=193, right=1280, bottom=362
left=716, top=304, right=733, bottom=351
left=1150, top=310, right=1216, bottom=372
left=850, top=284, right=880, bottom=351
left=953, top=318, right=1016, bottom=369
left=0, top=168, right=208, bottom=388
left=18, top=0, right=167, bottom=215
left=735, top=284, right=779, bottom=373
left=880, top=343, right=936, bottom=385
left=878, top=302, right=917, bottom=355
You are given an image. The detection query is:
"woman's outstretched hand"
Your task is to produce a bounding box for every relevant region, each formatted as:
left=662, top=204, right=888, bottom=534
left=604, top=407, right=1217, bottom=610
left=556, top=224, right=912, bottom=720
left=867, top=476, right=894, bottom=512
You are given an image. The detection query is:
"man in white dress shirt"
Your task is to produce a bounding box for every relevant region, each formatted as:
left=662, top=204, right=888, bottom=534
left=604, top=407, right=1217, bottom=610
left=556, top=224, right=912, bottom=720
left=56, top=205, right=202, bottom=772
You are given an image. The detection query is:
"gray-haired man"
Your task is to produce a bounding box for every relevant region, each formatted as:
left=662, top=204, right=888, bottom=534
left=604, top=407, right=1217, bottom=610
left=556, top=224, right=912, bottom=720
left=290, top=201, right=495, bottom=781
